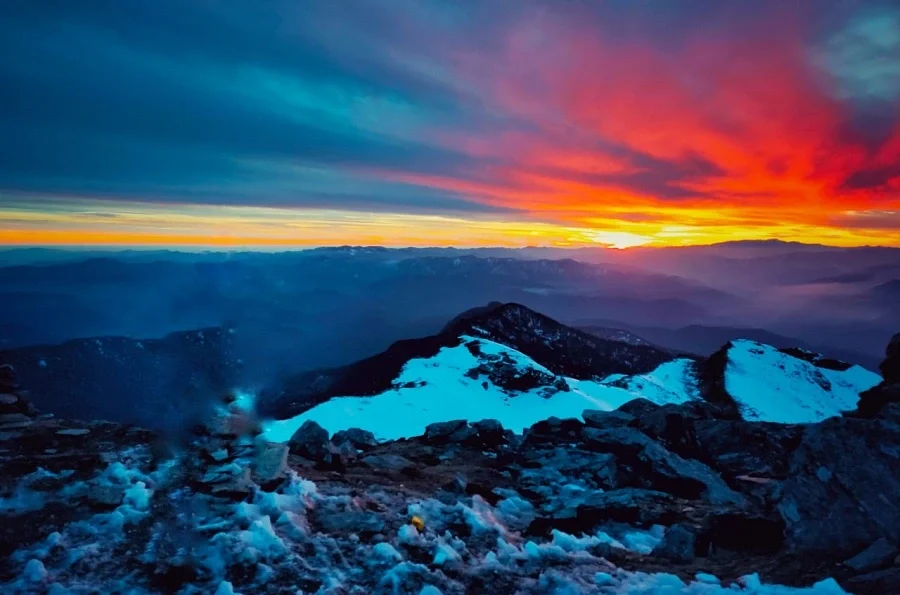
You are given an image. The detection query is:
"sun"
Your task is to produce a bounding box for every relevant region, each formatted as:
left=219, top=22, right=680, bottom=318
left=590, top=231, right=654, bottom=249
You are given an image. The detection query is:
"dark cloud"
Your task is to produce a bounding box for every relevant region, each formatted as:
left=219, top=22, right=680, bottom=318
left=0, top=0, right=896, bottom=226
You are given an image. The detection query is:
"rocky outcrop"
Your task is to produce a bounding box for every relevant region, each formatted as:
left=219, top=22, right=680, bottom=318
left=0, top=363, right=40, bottom=430
left=778, top=415, right=900, bottom=556
left=883, top=334, right=900, bottom=384
left=288, top=420, right=330, bottom=460
left=854, top=332, right=900, bottom=417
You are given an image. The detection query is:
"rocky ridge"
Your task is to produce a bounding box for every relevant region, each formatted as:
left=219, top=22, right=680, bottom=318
left=2, top=341, right=899, bottom=594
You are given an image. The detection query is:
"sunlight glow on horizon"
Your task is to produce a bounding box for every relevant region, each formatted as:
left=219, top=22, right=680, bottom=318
left=2, top=196, right=898, bottom=249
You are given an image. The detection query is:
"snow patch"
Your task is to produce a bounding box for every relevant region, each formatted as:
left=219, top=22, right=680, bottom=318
left=725, top=340, right=881, bottom=423
left=263, top=336, right=698, bottom=442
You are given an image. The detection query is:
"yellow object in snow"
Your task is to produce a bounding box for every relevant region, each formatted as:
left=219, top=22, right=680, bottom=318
left=410, top=515, right=425, bottom=531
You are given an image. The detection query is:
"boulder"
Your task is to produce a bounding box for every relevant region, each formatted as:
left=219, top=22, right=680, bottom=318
left=360, top=454, right=416, bottom=472
left=842, top=566, right=900, bottom=594
left=853, top=332, right=900, bottom=417
left=693, top=418, right=802, bottom=480
left=575, top=488, right=678, bottom=527
left=778, top=416, right=900, bottom=555
left=855, top=384, right=900, bottom=418
left=208, top=467, right=253, bottom=500
left=288, top=420, right=330, bottom=460
left=652, top=524, right=696, bottom=564
left=580, top=426, right=742, bottom=504
left=331, top=428, right=378, bottom=450
left=314, top=510, right=385, bottom=535
left=525, top=417, right=584, bottom=443
left=0, top=413, right=33, bottom=429
left=637, top=442, right=744, bottom=505
left=471, top=419, right=508, bottom=446
left=843, top=538, right=898, bottom=573
left=253, top=441, right=289, bottom=483
left=424, top=420, right=474, bottom=443
left=617, top=398, right=661, bottom=417
left=0, top=363, right=17, bottom=390
left=580, top=426, right=655, bottom=453
left=582, top=409, right=634, bottom=430
left=882, top=333, right=900, bottom=384
left=87, top=485, right=125, bottom=508
left=632, top=402, right=722, bottom=458
left=322, top=440, right=358, bottom=469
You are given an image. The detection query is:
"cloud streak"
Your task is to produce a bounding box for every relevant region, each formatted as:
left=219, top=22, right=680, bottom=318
left=0, top=0, right=898, bottom=247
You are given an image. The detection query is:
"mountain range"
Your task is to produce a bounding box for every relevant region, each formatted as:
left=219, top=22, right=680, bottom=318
left=1, top=300, right=899, bottom=593
left=1, top=243, right=897, bottom=373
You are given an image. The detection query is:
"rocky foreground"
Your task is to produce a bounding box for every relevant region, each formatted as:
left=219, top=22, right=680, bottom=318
left=2, top=340, right=900, bottom=594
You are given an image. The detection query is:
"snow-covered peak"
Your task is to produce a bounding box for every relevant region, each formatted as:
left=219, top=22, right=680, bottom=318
left=722, top=340, right=881, bottom=424
left=263, top=335, right=882, bottom=443
left=263, top=336, right=696, bottom=443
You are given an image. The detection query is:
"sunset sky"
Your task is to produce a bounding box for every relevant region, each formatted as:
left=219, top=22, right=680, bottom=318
left=1, top=1, right=899, bottom=248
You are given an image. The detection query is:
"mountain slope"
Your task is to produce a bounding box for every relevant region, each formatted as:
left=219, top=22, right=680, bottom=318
left=261, top=303, right=680, bottom=419
left=262, top=305, right=882, bottom=443
left=262, top=334, right=698, bottom=442
left=0, top=327, right=240, bottom=430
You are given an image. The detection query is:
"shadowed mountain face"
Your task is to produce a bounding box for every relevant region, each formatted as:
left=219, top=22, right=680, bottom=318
left=0, top=328, right=240, bottom=432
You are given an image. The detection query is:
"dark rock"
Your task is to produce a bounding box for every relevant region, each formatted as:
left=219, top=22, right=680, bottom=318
left=580, top=426, right=742, bottom=504
left=843, top=538, right=898, bottom=573
left=253, top=441, right=289, bottom=483
left=580, top=426, right=655, bottom=453
left=582, top=409, right=634, bottom=429
left=617, top=398, right=661, bottom=417
left=0, top=363, right=16, bottom=388
left=693, top=418, right=802, bottom=480
left=314, top=510, right=385, bottom=535
left=705, top=513, right=785, bottom=554
left=0, top=413, right=32, bottom=429
left=360, top=454, right=416, bottom=472
left=424, top=420, right=469, bottom=442
left=288, top=420, right=330, bottom=460
left=87, top=485, right=125, bottom=508
left=524, top=417, right=584, bottom=444
left=575, top=488, right=678, bottom=527
left=637, top=442, right=744, bottom=505
left=842, top=566, right=900, bottom=594
left=56, top=428, right=91, bottom=436
left=778, top=416, right=900, bottom=555
left=633, top=402, right=721, bottom=458
left=882, top=333, right=900, bottom=384
left=855, top=384, right=900, bottom=418
left=322, top=440, right=358, bottom=470
left=471, top=419, right=508, bottom=446
left=331, top=428, right=378, bottom=450
left=696, top=346, right=743, bottom=420
left=208, top=467, right=253, bottom=500
left=652, top=524, right=696, bottom=563
left=852, top=333, right=900, bottom=417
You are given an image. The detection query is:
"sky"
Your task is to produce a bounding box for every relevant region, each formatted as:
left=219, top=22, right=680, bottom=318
left=1, top=0, right=899, bottom=248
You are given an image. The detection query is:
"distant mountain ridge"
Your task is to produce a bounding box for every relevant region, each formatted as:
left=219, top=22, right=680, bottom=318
left=575, top=321, right=882, bottom=372
left=0, top=327, right=240, bottom=431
